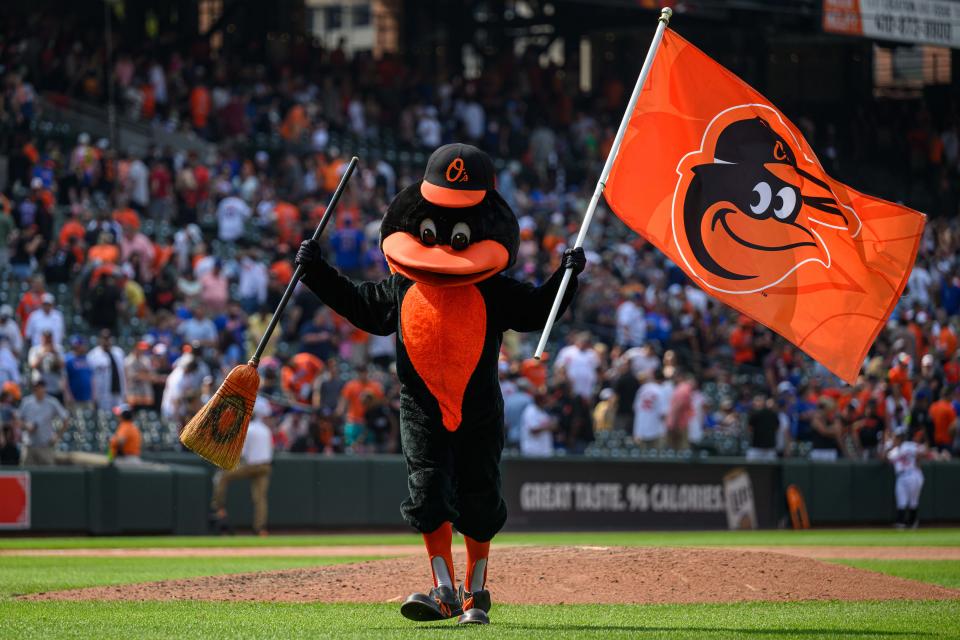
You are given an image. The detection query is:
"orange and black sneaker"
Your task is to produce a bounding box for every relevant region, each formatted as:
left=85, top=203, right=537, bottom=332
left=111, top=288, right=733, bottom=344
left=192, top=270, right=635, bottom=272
left=457, top=583, right=491, bottom=625
left=399, top=585, right=462, bottom=622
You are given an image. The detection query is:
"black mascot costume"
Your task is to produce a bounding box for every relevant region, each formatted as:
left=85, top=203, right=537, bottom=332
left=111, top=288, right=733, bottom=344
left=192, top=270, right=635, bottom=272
left=296, top=143, right=584, bottom=625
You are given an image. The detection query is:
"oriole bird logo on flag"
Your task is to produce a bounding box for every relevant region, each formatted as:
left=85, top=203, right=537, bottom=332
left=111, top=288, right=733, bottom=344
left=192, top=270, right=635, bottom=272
left=604, top=29, right=925, bottom=383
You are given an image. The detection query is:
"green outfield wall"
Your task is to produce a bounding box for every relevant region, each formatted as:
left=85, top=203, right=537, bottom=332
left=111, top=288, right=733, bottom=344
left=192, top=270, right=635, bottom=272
left=6, top=455, right=959, bottom=534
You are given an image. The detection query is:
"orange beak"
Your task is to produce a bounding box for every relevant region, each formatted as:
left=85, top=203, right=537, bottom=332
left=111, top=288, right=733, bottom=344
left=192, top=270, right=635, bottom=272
left=381, top=232, right=509, bottom=287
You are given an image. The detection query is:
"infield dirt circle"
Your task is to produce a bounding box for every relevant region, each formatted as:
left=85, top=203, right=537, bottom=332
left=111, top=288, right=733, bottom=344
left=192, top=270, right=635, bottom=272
left=26, top=546, right=960, bottom=605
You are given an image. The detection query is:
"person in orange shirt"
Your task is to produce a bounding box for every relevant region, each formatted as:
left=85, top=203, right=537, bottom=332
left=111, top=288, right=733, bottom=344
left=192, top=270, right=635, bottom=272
left=929, top=390, right=957, bottom=453
left=273, top=201, right=301, bottom=247
left=281, top=352, right=324, bottom=404
left=109, top=405, right=142, bottom=464
left=270, top=260, right=294, bottom=286
left=58, top=212, right=86, bottom=248
left=938, top=323, right=958, bottom=360
left=16, top=276, right=46, bottom=332
left=280, top=104, right=308, bottom=142
left=520, top=356, right=547, bottom=390
left=730, top=316, right=756, bottom=367
left=888, top=354, right=914, bottom=404
left=141, top=82, right=156, bottom=120
left=338, top=366, right=384, bottom=444
left=189, top=82, right=212, bottom=133
left=319, top=153, right=344, bottom=193
left=87, top=231, right=121, bottom=264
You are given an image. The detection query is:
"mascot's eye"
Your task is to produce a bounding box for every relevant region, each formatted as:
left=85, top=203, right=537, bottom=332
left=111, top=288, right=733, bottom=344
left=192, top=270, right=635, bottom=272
left=750, top=182, right=772, bottom=215
left=419, top=219, right=437, bottom=246
left=451, top=222, right=471, bottom=250
left=773, top=187, right=797, bottom=220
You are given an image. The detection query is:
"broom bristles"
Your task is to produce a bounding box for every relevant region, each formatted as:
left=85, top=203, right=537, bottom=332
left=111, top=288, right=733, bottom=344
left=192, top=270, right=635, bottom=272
left=179, top=364, right=260, bottom=470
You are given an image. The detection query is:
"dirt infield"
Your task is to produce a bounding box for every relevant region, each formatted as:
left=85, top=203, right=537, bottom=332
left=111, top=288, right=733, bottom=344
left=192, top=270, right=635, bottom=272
left=26, top=546, right=960, bottom=605
left=5, top=544, right=960, bottom=560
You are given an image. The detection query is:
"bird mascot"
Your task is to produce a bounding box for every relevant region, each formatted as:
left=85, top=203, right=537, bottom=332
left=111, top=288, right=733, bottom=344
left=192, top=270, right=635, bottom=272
left=296, top=143, right=584, bottom=625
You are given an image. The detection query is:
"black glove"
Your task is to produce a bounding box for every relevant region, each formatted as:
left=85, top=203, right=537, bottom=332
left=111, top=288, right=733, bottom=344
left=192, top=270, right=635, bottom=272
left=296, top=239, right=322, bottom=269
left=561, top=247, right=586, bottom=275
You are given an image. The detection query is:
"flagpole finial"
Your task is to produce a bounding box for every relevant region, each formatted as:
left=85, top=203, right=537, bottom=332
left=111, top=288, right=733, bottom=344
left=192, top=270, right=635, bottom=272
left=659, top=7, right=673, bottom=24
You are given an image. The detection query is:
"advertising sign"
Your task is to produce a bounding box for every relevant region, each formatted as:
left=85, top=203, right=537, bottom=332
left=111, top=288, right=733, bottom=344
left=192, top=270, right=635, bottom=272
left=824, top=0, right=960, bottom=49
left=503, top=459, right=782, bottom=530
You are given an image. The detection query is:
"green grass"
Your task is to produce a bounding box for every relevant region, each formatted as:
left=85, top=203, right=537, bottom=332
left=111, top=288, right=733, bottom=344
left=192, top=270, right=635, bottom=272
left=3, top=527, right=959, bottom=550
left=2, top=600, right=958, bottom=639
left=0, top=556, right=371, bottom=599
left=1, top=531, right=958, bottom=639
left=832, top=559, right=960, bottom=590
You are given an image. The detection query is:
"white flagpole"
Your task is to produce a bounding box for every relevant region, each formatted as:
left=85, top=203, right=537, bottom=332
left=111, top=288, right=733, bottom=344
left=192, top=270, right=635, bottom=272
left=533, top=7, right=673, bottom=360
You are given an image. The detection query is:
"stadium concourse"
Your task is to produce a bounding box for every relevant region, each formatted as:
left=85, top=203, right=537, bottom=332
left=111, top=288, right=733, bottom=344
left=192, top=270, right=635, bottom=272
left=1, top=12, right=960, bottom=469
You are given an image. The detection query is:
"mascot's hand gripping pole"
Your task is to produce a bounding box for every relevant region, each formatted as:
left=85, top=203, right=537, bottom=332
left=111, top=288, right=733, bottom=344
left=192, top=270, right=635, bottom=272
left=534, top=8, right=672, bottom=359
left=180, top=156, right=359, bottom=469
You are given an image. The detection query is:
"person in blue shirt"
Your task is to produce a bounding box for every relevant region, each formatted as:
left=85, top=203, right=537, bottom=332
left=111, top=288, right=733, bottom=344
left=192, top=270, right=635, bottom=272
left=329, top=217, right=366, bottom=277
left=64, top=336, right=93, bottom=407
left=792, top=387, right=816, bottom=442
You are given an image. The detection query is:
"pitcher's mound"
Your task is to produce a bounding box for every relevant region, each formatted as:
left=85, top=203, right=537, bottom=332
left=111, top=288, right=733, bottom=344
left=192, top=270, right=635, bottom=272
left=28, top=546, right=959, bottom=605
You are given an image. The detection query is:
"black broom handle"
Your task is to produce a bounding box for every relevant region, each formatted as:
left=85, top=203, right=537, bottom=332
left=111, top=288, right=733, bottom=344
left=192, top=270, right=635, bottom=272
left=248, top=155, right=359, bottom=368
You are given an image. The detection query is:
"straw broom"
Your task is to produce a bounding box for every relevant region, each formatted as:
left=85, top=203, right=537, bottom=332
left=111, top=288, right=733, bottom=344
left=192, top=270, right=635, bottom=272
left=179, top=156, right=359, bottom=469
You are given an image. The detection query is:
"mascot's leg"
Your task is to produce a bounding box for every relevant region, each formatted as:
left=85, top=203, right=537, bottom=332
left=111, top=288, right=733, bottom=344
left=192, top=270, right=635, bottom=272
left=399, top=409, right=461, bottom=622
left=450, top=418, right=506, bottom=625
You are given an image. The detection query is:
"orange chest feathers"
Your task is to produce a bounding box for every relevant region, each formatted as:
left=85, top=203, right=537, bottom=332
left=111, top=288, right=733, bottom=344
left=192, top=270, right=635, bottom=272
left=400, top=283, right=486, bottom=431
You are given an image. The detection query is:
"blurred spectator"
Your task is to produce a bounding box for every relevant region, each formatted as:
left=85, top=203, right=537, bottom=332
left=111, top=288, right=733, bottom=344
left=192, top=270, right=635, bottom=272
left=852, top=398, right=884, bottom=460
left=555, top=332, right=600, bottom=401
left=0, top=423, right=20, bottom=465
left=810, top=398, right=842, bottom=461
left=88, top=330, right=126, bottom=412
left=237, top=250, right=269, bottom=314
left=929, top=389, right=957, bottom=454
left=909, top=389, right=935, bottom=445
left=338, top=366, right=383, bottom=448
left=593, top=388, right=617, bottom=433
left=16, top=277, right=46, bottom=332
left=64, top=336, right=93, bottom=408
left=520, top=389, right=556, bottom=457
left=178, top=306, right=218, bottom=348
left=666, top=372, right=695, bottom=451
left=85, top=272, right=124, bottom=333
left=20, top=377, right=68, bottom=465
left=199, top=261, right=229, bottom=310
left=0, top=305, right=23, bottom=358
left=125, top=341, right=154, bottom=411
left=615, top=291, right=646, bottom=349
left=0, top=337, right=19, bottom=387
left=27, top=330, right=65, bottom=401
left=504, top=377, right=534, bottom=446
left=211, top=397, right=274, bottom=536
left=633, top=370, right=668, bottom=449
left=109, top=405, right=142, bottom=464
left=746, top=395, right=779, bottom=461
left=24, top=293, right=64, bottom=347
left=215, top=194, right=251, bottom=243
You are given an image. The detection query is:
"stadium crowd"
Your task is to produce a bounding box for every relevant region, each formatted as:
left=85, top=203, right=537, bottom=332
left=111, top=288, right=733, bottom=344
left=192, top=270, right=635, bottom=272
left=1, top=14, right=959, bottom=466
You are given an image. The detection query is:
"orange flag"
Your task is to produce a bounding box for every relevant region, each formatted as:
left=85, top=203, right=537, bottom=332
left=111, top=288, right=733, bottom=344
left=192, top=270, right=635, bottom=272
left=604, top=30, right=925, bottom=384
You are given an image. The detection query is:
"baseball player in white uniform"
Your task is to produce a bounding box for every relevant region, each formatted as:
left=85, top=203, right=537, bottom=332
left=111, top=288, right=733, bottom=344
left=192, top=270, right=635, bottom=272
left=886, top=428, right=928, bottom=529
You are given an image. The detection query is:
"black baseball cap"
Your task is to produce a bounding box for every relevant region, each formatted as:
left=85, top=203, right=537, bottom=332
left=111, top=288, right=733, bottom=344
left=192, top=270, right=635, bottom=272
left=420, top=143, right=495, bottom=208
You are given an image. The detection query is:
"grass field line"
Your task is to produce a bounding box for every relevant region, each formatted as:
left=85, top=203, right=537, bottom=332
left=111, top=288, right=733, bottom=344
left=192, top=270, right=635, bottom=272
left=3, top=544, right=959, bottom=560
left=3, top=528, right=960, bottom=550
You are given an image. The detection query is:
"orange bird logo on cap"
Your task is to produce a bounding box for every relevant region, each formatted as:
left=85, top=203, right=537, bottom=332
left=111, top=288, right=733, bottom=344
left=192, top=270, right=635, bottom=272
left=445, top=158, right=469, bottom=183
left=671, top=104, right=861, bottom=294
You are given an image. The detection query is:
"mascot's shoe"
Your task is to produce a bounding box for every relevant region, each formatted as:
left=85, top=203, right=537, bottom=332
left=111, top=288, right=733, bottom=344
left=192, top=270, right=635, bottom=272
left=457, top=584, right=491, bottom=625
left=400, top=585, right=462, bottom=622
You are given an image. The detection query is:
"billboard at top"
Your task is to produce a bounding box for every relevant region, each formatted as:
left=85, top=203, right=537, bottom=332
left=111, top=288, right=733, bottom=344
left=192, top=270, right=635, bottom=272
left=824, top=0, right=960, bottom=49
